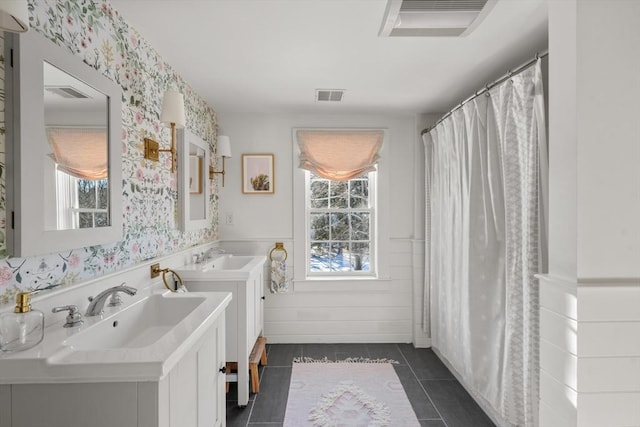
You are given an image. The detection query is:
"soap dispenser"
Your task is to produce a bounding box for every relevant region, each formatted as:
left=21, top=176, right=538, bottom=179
left=0, top=291, right=45, bottom=353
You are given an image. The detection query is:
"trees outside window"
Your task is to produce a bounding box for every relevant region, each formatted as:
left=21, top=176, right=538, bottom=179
left=307, top=172, right=375, bottom=275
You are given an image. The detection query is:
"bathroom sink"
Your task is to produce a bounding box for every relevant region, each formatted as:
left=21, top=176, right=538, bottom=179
left=176, top=254, right=267, bottom=280
left=204, top=255, right=254, bottom=271
left=63, top=295, right=204, bottom=351
left=0, top=290, right=232, bottom=383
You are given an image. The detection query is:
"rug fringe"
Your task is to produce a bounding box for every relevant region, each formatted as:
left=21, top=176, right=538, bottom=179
left=293, top=356, right=399, bottom=364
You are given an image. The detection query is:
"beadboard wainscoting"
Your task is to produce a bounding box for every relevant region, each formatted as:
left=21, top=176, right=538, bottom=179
left=539, top=275, right=578, bottom=426
left=539, top=275, right=640, bottom=427
left=220, top=238, right=417, bottom=344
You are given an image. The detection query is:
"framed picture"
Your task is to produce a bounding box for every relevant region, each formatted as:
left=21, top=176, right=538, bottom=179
left=242, top=154, right=275, bottom=194
left=189, top=155, right=202, bottom=194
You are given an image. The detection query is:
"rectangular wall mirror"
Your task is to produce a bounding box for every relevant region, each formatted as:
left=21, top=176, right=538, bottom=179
left=178, top=129, right=210, bottom=231
left=5, top=30, right=122, bottom=257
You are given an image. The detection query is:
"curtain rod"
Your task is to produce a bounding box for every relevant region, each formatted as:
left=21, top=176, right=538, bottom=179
left=420, top=50, right=549, bottom=136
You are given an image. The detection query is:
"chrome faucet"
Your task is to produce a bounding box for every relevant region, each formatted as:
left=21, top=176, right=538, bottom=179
left=86, top=283, right=137, bottom=317
left=194, top=247, right=225, bottom=264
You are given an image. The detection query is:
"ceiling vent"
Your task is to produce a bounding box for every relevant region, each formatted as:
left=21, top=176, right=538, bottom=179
left=379, top=0, right=497, bottom=37
left=45, top=86, right=91, bottom=99
left=316, top=89, right=345, bottom=102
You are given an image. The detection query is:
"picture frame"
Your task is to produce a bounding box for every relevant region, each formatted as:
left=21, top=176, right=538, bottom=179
left=189, top=155, right=202, bottom=194
left=242, top=154, right=275, bottom=194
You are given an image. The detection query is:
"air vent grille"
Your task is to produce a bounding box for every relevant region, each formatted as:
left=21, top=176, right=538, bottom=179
left=379, top=0, right=496, bottom=37
left=316, top=89, right=345, bottom=102
left=45, top=86, right=90, bottom=99
left=400, top=0, right=487, bottom=12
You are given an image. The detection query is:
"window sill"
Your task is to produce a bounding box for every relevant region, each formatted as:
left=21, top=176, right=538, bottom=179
left=292, top=277, right=393, bottom=293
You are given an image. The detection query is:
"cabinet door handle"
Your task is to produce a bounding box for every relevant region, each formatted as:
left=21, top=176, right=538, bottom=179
left=219, top=366, right=227, bottom=374
left=261, top=296, right=265, bottom=300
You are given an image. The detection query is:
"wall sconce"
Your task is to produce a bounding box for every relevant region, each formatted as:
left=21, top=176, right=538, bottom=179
left=209, top=135, right=232, bottom=187
left=0, top=0, right=29, bottom=32
left=144, top=90, right=186, bottom=173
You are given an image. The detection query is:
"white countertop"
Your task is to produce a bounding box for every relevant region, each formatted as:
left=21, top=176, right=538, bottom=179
left=175, top=254, right=267, bottom=281
left=0, top=287, right=231, bottom=384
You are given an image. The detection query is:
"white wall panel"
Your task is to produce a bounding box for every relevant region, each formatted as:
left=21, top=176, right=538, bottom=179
left=540, top=275, right=578, bottom=320
left=264, top=306, right=411, bottom=322
left=540, top=370, right=578, bottom=426
left=540, top=339, right=578, bottom=390
left=266, top=320, right=411, bottom=336
left=578, top=283, right=640, bottom=321
left=579, top=357, right=640, bottom=393
left=223, top=238, right=415, bottom=343
left=267, top=333, right=411, bottom=344
left=540, top=400, right=574, bottom=427
left=578, top=322, right=640, bottom=357
left=540, top=307, right=578, bottom=355
left=265, top=291, right=411, bottom=308
left=292, top=279, right=410, bottom=293
left=575, top=1, right=640, bottom=279
left=579, top=392, right=640, bottom=427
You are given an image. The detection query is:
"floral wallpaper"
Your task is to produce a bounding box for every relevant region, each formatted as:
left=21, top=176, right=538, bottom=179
left=0, top=0, right=220, bottom=305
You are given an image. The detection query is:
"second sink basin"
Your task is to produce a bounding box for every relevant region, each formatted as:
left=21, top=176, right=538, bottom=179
left=64, top=295, right=204, bottom=351
left=204, top=255, right=254, bottom=271
left=176, top=254, right=267, bottom=280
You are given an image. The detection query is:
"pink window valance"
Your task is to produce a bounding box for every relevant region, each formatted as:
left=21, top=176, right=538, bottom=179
left=47, top=127, right=108, bottom=180
left=297, top=130, right=383, bottom=181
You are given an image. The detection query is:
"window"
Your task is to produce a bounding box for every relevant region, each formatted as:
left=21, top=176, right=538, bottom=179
left=293, top=128, right=386, bottom=283
left=306, top=171, right=376, bottom=275
left=56, top=168, right=109, bottom=230
left=47, top=126, right=111, bottom=230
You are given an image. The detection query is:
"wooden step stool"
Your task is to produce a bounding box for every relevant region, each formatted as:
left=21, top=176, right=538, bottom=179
left=225, top=336, right=268, bottom=394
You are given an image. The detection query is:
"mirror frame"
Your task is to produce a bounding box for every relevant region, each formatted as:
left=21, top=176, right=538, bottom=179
left=177, top=129, right=210, bottom=231
left=6, top=30, right=123, bottom=257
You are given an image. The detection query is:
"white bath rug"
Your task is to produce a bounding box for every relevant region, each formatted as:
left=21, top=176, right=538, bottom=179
left=283, top=360, right=420, bottom=426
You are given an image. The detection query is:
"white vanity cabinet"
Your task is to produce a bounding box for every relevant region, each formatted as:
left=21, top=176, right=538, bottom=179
left=182, top=258, right=265, bottom=407
left=0, top=307, right=227, bottom=427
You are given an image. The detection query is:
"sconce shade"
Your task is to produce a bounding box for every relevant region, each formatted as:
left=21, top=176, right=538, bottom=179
left=160, top=90, right=186, bottom=128
left=0, top=0, right=29, bottom=32
left=217, top=135, right=232, bottom=158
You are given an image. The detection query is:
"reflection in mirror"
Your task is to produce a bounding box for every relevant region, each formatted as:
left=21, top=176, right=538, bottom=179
left=189, top=154, right=202, bottom=195
left=178, top=130, right=209, bottom=231
left=43, top=61, right=110, bottom=230
left=6, top=30, right=122, bottom=257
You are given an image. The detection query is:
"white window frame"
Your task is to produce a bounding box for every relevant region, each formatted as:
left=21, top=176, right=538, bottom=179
left=305, top=170, right=377, bottom=277
left=55, top=168, right=109, bottom=230
left=293, top=128, right=391, bottom=285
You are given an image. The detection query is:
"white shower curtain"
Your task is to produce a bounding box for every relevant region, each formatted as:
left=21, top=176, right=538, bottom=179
left=424, top=60, right=547, bottom=427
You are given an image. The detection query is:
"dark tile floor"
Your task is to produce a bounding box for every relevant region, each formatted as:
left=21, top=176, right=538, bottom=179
left=226, top=343, right=495, bottom=427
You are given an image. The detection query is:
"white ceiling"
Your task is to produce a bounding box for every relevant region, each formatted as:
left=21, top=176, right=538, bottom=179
left=109, top=0, right=548, bottom=115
